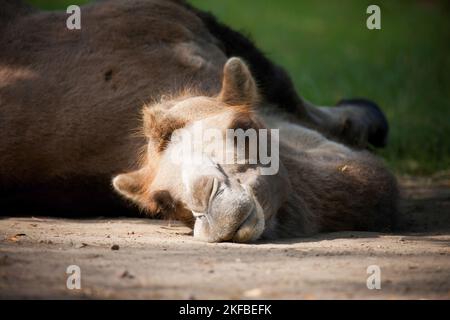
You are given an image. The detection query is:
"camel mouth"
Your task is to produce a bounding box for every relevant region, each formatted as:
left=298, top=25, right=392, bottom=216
left=231, top=200, right=265, bottom=243
left=231, top=185, right=265, bottom=243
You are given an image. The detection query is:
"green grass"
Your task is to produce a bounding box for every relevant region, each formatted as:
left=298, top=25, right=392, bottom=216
left=26, top=0, right=450, bottom=175
left=27, top=0, right=90, bottom=9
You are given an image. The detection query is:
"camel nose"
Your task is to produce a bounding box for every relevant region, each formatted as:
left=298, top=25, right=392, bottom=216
left=191, top=179, right=260, bottom=242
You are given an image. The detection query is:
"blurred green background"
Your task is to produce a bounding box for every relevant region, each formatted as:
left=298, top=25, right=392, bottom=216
left=26, top=0, right=450, bottom=175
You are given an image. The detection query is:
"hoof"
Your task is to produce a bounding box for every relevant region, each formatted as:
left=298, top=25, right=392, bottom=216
left=336, top=98, right=389, bottom=148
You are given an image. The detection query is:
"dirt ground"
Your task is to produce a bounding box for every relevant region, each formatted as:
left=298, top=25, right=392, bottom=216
left=0, top=175, right=449, bottom=299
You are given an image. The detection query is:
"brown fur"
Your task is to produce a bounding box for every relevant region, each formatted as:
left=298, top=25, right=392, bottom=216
left=1, top=0, right=225, bottom=182
left=0, top=0, right=398, bottom=241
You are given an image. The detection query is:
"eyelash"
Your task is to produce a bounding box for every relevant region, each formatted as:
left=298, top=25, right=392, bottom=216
left=215, top=186, right=225, bottom=197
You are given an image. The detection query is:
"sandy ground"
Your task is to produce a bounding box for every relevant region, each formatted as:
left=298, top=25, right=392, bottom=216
left=0, top=175, right=449, bottom=299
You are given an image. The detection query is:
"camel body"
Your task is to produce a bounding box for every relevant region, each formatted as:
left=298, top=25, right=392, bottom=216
left=0, top=0, right=398, bottom=241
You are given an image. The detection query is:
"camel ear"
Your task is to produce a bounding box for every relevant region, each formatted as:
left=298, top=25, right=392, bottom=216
left=112, top=169, right=145, bottom=201
left=219, top=57, right=258, bottom=106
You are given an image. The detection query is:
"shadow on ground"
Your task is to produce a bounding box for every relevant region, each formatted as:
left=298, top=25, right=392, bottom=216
left=0, top=176, right=449, bottom=299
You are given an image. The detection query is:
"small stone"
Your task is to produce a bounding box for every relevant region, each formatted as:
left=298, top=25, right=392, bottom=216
left=111, top=244, right=120, bottom=250
left=120, top=270, right=134, bottom=279
left=7, top=233, right=26, bottom=242
left=243, top=288, right=262, bottom=298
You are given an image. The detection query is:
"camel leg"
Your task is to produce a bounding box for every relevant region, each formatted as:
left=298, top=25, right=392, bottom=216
left=296, top=98, right=389, bottom=148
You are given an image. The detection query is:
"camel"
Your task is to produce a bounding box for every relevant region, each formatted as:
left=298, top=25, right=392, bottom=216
left=0, top=0, right=398, bottom=242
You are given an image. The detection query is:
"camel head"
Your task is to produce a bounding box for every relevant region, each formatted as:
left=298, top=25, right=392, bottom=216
left=113, top=58, right=290, bottom=243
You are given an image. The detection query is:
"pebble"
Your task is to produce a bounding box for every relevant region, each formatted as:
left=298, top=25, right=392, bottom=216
left=243, top=288, right=262, bottom=298
left=120, top=270, right=134, bottom=279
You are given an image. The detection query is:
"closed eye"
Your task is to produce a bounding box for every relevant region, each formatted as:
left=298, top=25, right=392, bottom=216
left=215, top=185, right=225, bottom=198
left=193, top=178, right=220, bottom=218
left=208, top=178, right=220, bottom=208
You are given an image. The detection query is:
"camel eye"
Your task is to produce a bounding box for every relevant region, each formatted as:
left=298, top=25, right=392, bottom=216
left=189, top=176, right=216, bottom=213
left=209, top=178, right=221, bottom=204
